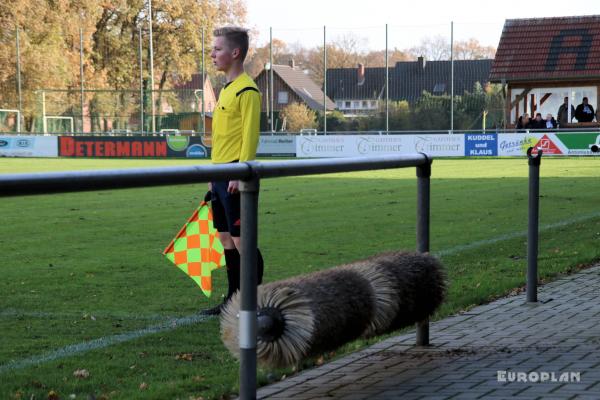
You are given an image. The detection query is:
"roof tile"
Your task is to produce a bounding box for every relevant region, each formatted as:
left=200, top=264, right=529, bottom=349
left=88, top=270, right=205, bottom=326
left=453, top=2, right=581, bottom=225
left=272, top=65, right=336, bottom=110
left=327, top=60, right=492, bottom=103
left=490, top=15, right=600, bottom=82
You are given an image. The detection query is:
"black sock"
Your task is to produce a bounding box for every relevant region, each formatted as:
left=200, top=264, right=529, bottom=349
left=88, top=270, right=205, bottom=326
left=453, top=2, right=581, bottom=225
left=224, top=248, right=265, bottom=297
left=257, top=248, right=264, bottom=285
left=224, top=248, right=240, bottom=300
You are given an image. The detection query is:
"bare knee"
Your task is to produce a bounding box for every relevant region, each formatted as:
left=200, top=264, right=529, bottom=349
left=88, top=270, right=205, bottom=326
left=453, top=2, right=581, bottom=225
left=232, top=236, right=241, bottom=252
left=219, top=232, right=235, bottom=249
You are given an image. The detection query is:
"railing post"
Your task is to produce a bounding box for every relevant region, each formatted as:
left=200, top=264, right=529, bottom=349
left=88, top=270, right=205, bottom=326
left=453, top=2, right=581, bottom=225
left=527, top=147, right=542, bottom=303
left=416, top=155, right=431, bottom=346
left=238, top=174, right=260, bottom=400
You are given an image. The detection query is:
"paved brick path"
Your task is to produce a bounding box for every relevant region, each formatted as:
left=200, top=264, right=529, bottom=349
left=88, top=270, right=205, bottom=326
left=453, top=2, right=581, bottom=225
left=256, top=265, right=600, bottom=399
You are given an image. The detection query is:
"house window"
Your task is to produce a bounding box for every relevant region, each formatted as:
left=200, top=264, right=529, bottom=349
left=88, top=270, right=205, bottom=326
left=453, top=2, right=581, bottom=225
left=353, top=101, right=360, bottom=108
left=345, top=101, right=351, bottom=108
left=433, top=83, right=446, bottom=94
left=370, top=101, right=377, bottom=108
left=336, top=101, right=343, bottom=108
left=362, top=101, right=368, bottom=108
left=278, top=91, right=289, bottom=104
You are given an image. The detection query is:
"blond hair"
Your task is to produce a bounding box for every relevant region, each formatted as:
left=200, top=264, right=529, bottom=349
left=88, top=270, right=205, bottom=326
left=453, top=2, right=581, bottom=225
left=213, top=26, right=250, bottom=61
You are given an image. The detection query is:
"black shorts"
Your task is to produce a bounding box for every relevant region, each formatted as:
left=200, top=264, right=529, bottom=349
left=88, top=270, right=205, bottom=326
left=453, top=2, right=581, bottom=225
left=211, top=180, right=241, bottom=237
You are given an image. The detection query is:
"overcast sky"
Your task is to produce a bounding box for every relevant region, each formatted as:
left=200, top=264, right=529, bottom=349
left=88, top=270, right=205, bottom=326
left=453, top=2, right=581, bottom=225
left=245, top=0, right=600, bottom=51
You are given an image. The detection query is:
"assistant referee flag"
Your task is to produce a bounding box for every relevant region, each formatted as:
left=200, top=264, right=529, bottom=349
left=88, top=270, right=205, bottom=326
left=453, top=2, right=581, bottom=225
left=163, top=196, right=225, bottom=297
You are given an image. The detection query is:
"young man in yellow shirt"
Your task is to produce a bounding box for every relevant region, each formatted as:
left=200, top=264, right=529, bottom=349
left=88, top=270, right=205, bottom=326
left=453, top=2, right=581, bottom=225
left=203, top=26, right=264, bottom=315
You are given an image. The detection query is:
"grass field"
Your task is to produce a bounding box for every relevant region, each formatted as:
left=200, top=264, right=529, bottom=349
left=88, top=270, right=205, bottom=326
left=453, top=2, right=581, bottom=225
left=1, top=157, right=599, bottom=400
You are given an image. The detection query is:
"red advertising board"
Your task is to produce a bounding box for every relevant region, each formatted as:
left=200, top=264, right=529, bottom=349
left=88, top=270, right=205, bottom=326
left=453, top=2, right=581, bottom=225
left=58, top=136, right=208, bottom=158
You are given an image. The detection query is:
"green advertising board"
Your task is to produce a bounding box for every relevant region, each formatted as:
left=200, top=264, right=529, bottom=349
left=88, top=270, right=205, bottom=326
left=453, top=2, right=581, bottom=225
left=555, top=133, right=600, bottom=155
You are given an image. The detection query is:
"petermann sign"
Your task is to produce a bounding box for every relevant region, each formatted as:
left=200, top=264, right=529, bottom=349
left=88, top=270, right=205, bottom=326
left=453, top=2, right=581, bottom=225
left=60, top=136, right=167, bottom=157
left=58, top=136, right=209, bottom=158
left=58, top=135, right=295, bottom=158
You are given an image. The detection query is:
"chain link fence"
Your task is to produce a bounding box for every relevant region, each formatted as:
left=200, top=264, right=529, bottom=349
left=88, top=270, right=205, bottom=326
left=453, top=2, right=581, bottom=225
left=1, top=21, right=504, bottom=134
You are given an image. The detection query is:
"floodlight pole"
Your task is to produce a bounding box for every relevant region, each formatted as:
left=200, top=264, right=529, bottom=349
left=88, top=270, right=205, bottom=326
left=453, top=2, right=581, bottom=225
left=148, top=0, right=156, bottom=133
left=265, top=63, right=270, bottom=130
left=138, top=26, right=144, bottom=134
left=269, top=27, right=274, bottom=132
left=79, top=27, right=85, bottom=133
left=201, top=27, right=206, bottom=135
left=385, top=23, right=389, bottom=133
left=323, top=25, right=327, bottom=135
left=450, top=21, right=454, bottom=133
left=16, top=26, right=23, bottom=133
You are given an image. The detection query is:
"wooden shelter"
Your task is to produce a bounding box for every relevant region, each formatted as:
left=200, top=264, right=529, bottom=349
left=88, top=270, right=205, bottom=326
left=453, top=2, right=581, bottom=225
left=490, top=15, right=600, bottom=128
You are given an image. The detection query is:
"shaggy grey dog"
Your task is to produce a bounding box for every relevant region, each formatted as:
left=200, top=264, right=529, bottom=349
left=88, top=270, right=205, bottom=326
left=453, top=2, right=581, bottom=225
left=220, top=251, right=446, bottom=368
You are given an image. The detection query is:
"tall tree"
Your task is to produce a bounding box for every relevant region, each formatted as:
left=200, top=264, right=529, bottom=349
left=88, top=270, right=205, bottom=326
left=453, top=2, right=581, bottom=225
left=407, top=35, right=450, bottom=61
left=363, top=48, right=411, bottom=67
left=0, top=0, right=101, bottom=130
left=280, top=102, right=317, bottom=132
left=245, top=38, right=291, bottom=78
left=92, top=0, right=247, bottom=89
left=0, top=0, right=247, bottom=131
left=408, top=36, right=496, bottom=61
left=454, top=38, right=495, bottom=60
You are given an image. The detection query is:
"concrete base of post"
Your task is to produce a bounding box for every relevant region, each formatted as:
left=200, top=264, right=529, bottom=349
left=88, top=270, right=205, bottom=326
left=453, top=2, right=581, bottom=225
left=416, top=319, right=429, bottom=346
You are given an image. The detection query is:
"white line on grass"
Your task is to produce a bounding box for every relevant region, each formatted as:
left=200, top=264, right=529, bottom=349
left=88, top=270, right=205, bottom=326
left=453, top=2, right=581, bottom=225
left=434, top=211, right=600, bottom=258
left=0, top=309, right=172, bottom=321
left=1, top=211, right=599, bottom=375
left=0, top=313, right=210, bottom=375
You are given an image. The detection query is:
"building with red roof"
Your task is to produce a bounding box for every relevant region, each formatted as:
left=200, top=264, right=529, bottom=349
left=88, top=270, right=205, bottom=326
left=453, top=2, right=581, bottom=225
left=490, top=15, right=600, bottom=128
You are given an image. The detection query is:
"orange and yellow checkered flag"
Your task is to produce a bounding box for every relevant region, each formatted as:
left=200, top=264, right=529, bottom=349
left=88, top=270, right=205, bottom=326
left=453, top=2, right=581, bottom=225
left=163, top=195, right=225, bottom=297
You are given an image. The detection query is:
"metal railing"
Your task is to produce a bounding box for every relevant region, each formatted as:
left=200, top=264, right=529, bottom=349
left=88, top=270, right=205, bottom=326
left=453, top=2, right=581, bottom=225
left=527, top=148, right=542, bottom=303
left=0, top=154, right=432, bottom=399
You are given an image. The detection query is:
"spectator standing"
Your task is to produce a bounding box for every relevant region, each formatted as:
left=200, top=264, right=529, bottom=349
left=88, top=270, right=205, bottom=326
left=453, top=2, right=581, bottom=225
left=557, top=96, right=575, bottom=126
left=575, top=97, right=596, bottom=122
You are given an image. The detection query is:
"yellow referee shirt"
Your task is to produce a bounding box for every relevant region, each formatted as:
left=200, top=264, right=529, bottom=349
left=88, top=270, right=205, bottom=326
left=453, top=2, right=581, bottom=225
left=211, top=73, right=261, bottom=163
